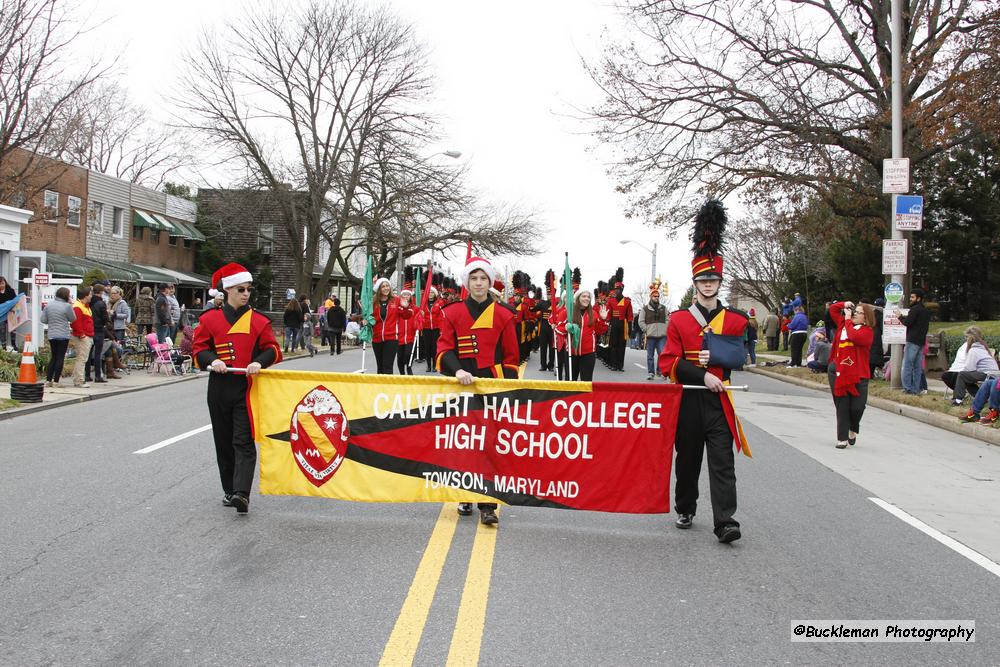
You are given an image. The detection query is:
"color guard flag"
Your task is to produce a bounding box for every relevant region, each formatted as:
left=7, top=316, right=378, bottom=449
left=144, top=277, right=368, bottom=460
left=249, top=371, right=684, bottom=513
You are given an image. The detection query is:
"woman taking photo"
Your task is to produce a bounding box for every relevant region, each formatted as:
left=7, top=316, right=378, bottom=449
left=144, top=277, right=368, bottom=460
left=371, top=277, right=414, bottom=374
left=828, top=300, right=875, bottom=449
left=553, top=290, right=609, bottom=381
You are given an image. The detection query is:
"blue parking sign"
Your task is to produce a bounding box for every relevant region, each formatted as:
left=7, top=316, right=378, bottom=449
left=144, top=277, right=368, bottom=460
left=895, top=195, right=923, bottom=231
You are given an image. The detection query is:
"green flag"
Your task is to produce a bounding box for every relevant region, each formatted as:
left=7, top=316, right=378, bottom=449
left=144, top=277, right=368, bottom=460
left=414, top=267, right=422, bottom=308
left=563, top=253, right=580, bottom=350
left=360, top=256, right=374, bottom=344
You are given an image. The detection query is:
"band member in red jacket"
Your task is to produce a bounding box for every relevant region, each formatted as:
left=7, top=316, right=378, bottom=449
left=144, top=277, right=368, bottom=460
left=371, top=277, right=414, bottom=375
left=193, top=262, right=282, bottom=514
left=436, top=256, right=519, bottom=526
left=659, top=200, right=749, bottom=544
left=396, top=284, right=420, bottom=375
left=552, top=289, right=609, bottom=381
left=828, top=301, right=875, bottom=449
left=607, top=268, right=633, bottom=371
left=420, top=284, right=444, bottom=372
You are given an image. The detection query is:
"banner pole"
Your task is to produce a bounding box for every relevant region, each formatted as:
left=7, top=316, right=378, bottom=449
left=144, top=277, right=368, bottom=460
left=679, top=384, right=750, bottom=391
left=359, top=341, right=368, bottom=374
left=410, top=330, right=420, bottom=367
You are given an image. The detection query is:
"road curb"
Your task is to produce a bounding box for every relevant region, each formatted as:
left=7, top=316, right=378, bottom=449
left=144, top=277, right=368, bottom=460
left=0, top=372, right=206, bottom=421
left=746, top=366, right=1000, bottom=448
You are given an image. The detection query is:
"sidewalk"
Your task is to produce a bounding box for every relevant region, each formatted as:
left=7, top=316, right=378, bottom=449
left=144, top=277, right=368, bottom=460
left=748, top=353, right=1000, bottom=448
left=1, top=348, right=314, bottom=420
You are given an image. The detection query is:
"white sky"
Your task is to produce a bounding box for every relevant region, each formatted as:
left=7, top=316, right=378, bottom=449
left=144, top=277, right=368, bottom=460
left=83, top=0, right=695, bottom=307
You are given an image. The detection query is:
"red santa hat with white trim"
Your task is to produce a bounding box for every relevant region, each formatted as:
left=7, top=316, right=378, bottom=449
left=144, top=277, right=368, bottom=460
left=459, top=256, right=496, bottom=287
left=208, top=262, right=253, bottom=298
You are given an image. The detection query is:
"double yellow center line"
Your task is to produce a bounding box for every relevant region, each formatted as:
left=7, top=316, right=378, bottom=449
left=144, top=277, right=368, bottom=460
left=379, top=504, right=499, bottom=667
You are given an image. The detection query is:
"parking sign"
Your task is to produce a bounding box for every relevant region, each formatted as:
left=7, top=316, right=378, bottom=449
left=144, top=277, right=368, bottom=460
left=895, top=195, right=923, bottom=231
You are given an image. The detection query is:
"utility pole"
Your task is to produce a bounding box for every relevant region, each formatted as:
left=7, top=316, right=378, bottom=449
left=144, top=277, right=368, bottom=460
left=888, top=0, right=905, bottom=389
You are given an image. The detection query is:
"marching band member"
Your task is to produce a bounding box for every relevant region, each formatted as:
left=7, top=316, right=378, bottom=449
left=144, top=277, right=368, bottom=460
left=552, top=288, right=609, bottom=381
left=606, top=268, right=633, bottom=371
left=371, top=277, right=414, bottom=375
left=436, top=256, right=520, bottom=525
left=659, top=200, right=750, bottom=544
left=193, top=262, right=283, bottom=514
left=420, top=277, right=444, bottom=372
left=396, top=282, right=420, bottom=376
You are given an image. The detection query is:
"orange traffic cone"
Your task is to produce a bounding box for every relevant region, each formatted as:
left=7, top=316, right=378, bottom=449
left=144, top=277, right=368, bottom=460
left=17, top=334, right=38, bottom=383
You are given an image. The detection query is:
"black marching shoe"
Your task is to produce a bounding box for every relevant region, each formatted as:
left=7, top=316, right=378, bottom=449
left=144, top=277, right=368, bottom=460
left=230, top=493, right=249, bottom=514
left=222, top=493, right=234, bottom=507
left=675, top=513, right=694, bottom=529
left=480, top=509, right=499, bottom=526
left=457, top=502, right=473, bottom=516
left=717, top=525, right=741, bottom=543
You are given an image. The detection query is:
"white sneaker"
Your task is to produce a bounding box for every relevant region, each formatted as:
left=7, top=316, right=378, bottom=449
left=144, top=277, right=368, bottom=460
left=647, top=374, right=654, bottom=380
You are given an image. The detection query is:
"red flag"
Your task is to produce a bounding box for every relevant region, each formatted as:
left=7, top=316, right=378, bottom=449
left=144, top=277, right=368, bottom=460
left=420, top=260, right=433, bottom=310
left=460, top=240, right=472, bottom=300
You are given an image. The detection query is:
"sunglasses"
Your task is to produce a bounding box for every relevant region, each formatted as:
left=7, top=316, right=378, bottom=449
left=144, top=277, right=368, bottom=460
left=234, top=286, right=253, bottom=293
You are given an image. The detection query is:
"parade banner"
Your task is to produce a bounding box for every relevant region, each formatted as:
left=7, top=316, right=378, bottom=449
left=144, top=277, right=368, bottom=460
left=249, top=370, right=683, bottom=513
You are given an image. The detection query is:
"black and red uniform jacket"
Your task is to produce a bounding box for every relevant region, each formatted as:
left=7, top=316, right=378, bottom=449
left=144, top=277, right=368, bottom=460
left=193, top=304, right=283, bottom=370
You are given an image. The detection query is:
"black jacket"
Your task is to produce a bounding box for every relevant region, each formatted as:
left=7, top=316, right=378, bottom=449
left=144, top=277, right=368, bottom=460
left=91, top=296, right=109, bottom=332
left=900, top=300, right=930, bottom=345
left=326, top=306, right=347, bottom=332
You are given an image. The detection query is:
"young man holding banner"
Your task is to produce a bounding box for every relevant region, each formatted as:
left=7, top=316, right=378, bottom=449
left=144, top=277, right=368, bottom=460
left=659, top=200, right=750, bottom=544
left=436, top=255, right=520, bottom=525
left=193, top=263, right=283, bottom=514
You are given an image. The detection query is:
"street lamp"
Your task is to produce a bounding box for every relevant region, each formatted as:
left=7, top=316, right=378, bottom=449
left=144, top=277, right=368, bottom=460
left=396, top=150, right=462, bottom=290
left=619, top=239, right=657, bottom=285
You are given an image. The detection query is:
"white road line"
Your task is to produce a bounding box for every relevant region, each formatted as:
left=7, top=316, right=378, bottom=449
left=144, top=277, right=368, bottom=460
left=134, top=425, right=212, bottom=455
left=869, top=497, right=1000, bottom=578
left=633, top=363, right=646, bottom=369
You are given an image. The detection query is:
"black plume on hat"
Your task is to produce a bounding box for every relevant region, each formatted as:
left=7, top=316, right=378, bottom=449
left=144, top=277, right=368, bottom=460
left=404, top=265, right=414, bottom=283
left=692, top=199, right=727, bottom=255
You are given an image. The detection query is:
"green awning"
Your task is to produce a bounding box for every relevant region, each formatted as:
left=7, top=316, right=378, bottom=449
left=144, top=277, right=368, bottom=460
left=136, top=265, right=209, bottom=287
left=46, top=253, right=143, bottom=281
left=133, top=210, right=164, bottom=230
left=152, top=213, right=184, bottom=237
left=96, top=259, right=177, bottom=284
left=174, top=220, right=206, bottom=242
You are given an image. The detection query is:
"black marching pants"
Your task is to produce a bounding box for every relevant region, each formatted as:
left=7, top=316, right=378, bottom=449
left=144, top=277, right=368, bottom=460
left=422, top=329, right=440, bottom=370
left=833, top=379, right=869, bottom=441
left=557, top=349, right=569, bottom=381
left=570, top=353, right=596, bottom=381
left=207, top=374, right=255, bottom=496
left=539, top=323, right=554, bottom=370
left=609, top=320, right=626, bottom=369
left=673, top=390, right=738, bottom=535
left=373, top=340, right=398, bottom=375
left=397, top=343, right=414, bottom=375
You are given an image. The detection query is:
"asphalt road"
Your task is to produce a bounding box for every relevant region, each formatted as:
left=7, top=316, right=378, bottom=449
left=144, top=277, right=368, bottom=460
left=1, top=344, right=997, bottom=666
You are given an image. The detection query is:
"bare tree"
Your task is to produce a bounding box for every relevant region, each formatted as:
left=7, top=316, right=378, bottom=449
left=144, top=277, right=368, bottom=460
left=50, top=81, right=191, bottom=186
left=176, top=0, right=435, bottom=302
left=588, top=0, right=996, bottom=234
left=725, top=214, right=792, bottom=313
left=0, top=0, right=109, bottom=201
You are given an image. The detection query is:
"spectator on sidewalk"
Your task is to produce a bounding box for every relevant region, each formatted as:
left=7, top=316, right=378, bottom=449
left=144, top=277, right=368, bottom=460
left=86, top=283, right=108, bottom=384
left=806, top=330, right=832, bottom=373
left=166, top=284, right=181, bottom=341
left=950, top=328, right=998, bottom=405
left=154, top=284, right=171, bottom=343
left=788, top=307, right=809, bottom=367
left=807, top=320, right=825, bottom=357
left=326, top=297, right=347, bottom=355
left=828, top=301, right=875, bottom=449
left=40, top=287, right=75, bottom=387
left=639, top=289, right=668, bottom=380
left=282, top=298, right=303, bottom=352
left=135, top=286, right=154, bottom=336
left=942, top=329, right=973, bottom=394
left=0, top=276, right=15, bottom=350
left=70, top=286, right=95, bottom=388
left=745, top=308, right=759, bottom=366
left=959, top=376, right=1000, bottom=424
left=781, top=313, right=791, bottom=351
left=899, top=288, right=930, bottom=394
left=763, top=310, right=779, bottom=351
left=108, top=286, right=131, bottom=342
left=298, top=295, right=317, bottom=356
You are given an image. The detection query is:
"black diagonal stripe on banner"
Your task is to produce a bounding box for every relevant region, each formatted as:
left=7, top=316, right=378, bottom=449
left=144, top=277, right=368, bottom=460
left=344, top=442, right=574, bottom=510
left=262, top=431, right=574, bottom=509
left=349, top=387, right=586, bottom=436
